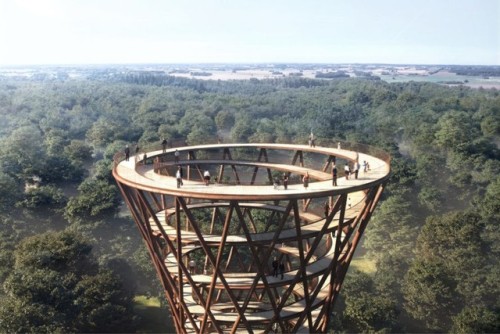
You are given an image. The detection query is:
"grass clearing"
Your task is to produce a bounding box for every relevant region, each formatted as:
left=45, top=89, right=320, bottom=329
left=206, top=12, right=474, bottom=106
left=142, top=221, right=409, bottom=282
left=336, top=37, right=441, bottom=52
left=134, top=295, right=175, bottom=333
left=350, top=257, right=377, bottom=274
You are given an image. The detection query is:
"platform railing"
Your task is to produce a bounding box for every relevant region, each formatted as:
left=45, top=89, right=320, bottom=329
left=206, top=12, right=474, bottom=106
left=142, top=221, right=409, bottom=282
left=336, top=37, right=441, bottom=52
left=113, top=136, right=390, bottom=169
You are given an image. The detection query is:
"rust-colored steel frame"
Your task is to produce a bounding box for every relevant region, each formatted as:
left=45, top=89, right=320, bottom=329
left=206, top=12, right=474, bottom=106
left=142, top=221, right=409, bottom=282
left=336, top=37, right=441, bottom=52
left=114, top=144, right=389, bottom=333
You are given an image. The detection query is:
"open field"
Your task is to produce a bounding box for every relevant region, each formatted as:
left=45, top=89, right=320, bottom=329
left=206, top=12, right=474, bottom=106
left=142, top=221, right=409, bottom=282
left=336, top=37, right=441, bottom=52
left=379, top=70, right=500, bottom=89
left=167, top=66, right=500, bottom=89
left=2, top=64, right=499, bottom=89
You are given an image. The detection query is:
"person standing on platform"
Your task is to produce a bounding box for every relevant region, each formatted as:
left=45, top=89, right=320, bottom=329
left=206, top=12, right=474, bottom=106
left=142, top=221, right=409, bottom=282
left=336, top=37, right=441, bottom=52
left=273, top=176, right=280, bottom=190
left=324, top=202, right=330, bottom=218
left=344, top=164, right=350, bottom=180
left=135, top=144, right=140, bottom=155
left=332, top=164, right=337, bottom=186
left=124, top=145, right=130, bottom=161
left=337, top=142, right=341, bottom=150
left=283, top=173, right=288, bottom=190
left=302, top=172, right=309, bottom=189
left=203, top=170, right=211, bottom=186
left=272, top=258, right=279, bottom=277
left=189, top=259, right=196, bottom=274
left=363, top=160, right=368, bottom=172
left=161, top=138, right=167, bottom=153
left=309, top=131, right=316, bottom=147
left=176, top=166, right=183, bottom=188
left=174, top=149, right=180, bottom=163
left=353, top=161, right=359, bottom=179
left=279, top=262, right=285, bottom=280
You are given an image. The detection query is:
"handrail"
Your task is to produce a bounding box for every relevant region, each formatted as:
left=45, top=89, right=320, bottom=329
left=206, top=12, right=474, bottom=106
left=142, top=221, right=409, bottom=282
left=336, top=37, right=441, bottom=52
left=112, top=136, right=391, bottom=169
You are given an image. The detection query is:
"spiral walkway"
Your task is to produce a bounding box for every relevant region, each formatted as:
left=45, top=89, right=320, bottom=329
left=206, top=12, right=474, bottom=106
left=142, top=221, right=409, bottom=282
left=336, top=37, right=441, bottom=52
left=113, top=143, right=390, bottom=333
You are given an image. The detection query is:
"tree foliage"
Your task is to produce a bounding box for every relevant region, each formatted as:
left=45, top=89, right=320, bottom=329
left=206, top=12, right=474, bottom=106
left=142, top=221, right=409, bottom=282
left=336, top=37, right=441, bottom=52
left=0, top=230, right=135, bottom=333
left=403, top=211, right=499, bottom=331
left=64, top=178, right=119, bottom=221
left=451, top=305, right=500, bottom=334
left=0, top=74, right=498, bottom=333
left=16, top=185, right=67, bottom=210
left=341, top=270, right=400, bottom=332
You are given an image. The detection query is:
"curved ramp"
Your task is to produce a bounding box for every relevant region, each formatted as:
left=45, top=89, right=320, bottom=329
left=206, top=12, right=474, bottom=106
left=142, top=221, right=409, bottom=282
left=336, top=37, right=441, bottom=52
left=113, top=143, right=389, bottom=333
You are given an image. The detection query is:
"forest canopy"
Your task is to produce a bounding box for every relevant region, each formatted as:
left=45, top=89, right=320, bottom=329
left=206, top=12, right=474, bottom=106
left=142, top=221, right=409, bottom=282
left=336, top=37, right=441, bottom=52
left=0, top=73, right=498, bottom=333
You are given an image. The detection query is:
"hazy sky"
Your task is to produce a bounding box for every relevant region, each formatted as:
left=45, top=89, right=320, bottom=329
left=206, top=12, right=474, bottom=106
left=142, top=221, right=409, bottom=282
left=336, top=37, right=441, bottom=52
left=0, top=0, right=498, bottom=65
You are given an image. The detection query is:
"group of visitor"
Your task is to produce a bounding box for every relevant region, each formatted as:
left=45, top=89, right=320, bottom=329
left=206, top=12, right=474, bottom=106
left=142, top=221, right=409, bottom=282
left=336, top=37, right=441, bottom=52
left=272, top=257, right=285, bottom=280
left=124, top=139, right=371, bottom=190
left=339, top=160, right=370, bottom=181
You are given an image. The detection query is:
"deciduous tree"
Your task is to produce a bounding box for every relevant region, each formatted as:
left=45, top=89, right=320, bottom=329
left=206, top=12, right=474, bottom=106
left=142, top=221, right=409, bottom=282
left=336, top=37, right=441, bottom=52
left=0, top=230, right=135, bottom=333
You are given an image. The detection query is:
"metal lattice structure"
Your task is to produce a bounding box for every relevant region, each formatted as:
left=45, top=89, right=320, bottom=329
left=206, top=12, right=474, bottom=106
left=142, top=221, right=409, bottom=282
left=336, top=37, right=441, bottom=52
left=113, top=143, right=390, bottom=333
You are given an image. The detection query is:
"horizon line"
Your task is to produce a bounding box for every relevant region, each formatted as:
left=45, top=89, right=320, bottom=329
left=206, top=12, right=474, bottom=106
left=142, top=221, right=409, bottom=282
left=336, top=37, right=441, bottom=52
left=1, top=62, right=499, bottom=68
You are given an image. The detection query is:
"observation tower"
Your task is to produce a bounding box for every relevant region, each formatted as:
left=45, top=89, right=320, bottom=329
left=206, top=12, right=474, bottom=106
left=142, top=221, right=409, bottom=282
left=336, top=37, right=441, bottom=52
left=113, top=141, right=390, bottom=333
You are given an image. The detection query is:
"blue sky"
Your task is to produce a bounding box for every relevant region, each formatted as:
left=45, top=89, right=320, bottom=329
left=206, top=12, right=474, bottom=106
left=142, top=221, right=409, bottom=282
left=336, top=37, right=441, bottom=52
left=0, top=0, right=498, bottom=65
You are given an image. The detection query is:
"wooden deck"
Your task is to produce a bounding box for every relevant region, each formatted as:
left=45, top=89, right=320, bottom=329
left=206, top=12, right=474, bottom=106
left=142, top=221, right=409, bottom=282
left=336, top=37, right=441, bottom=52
left=153, top=200, right=362, bottom=244
left=114, top=143, right=390, bottom=200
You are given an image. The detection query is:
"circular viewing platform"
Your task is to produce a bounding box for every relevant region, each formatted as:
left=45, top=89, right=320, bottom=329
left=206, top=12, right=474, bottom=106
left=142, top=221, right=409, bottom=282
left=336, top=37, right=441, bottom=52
left=113, top=143, right=390, bottom=200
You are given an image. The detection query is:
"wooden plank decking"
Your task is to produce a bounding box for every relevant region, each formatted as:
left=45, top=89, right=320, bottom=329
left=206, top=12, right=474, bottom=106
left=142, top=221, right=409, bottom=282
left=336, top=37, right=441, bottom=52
left=114, top=143, right=390, bottom=200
